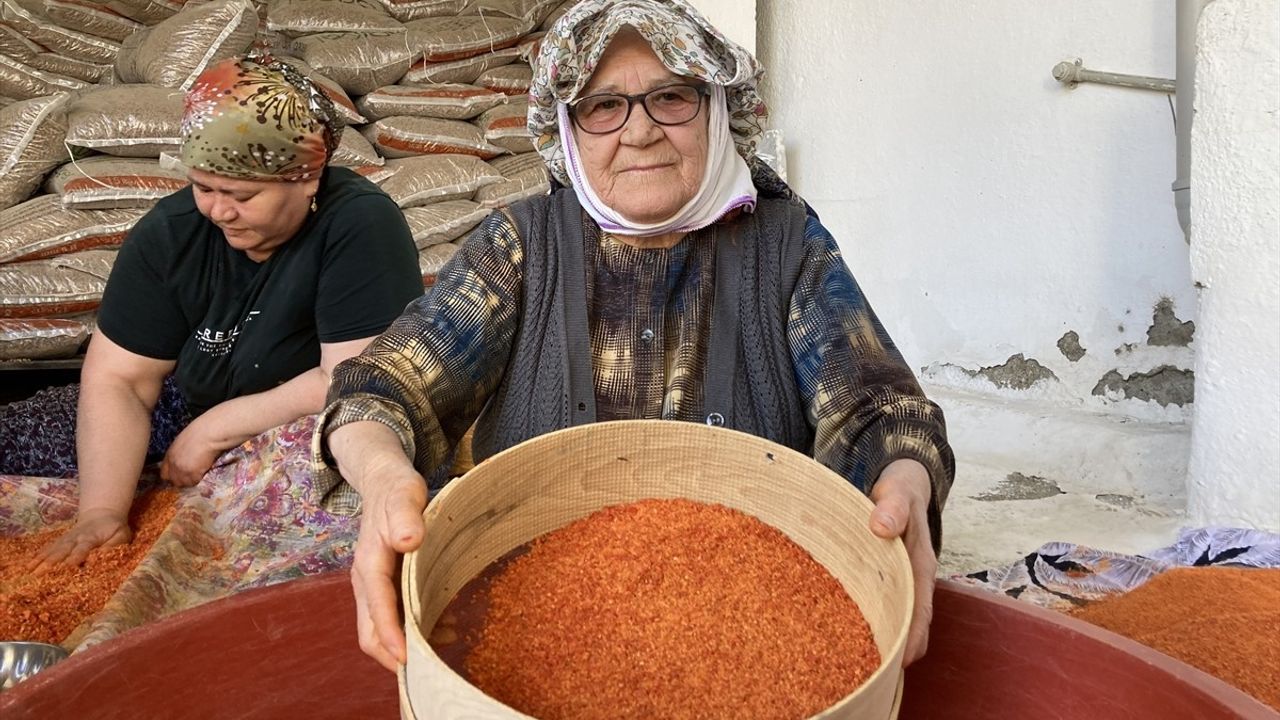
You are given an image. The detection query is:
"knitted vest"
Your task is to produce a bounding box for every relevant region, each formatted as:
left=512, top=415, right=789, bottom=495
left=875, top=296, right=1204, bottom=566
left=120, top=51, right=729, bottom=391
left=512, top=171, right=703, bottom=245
left=471, top=189, right=813, bottom=462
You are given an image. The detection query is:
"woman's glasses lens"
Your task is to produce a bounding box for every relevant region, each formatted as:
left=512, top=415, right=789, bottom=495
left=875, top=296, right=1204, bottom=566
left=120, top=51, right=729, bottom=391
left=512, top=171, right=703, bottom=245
left=573, top=85, right=704, bottom=134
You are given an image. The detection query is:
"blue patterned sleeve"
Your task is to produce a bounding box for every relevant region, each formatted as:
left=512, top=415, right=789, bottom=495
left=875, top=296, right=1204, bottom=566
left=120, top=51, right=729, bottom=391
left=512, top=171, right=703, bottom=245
left=316, top=211, right=524, bottom=484
left=787, top=215, right=955, bottom=550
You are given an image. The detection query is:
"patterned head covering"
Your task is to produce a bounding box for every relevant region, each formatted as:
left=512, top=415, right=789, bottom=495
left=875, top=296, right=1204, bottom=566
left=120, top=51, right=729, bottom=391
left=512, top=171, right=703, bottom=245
left=528, top=0, right=767, bottom=186
left=180, top=54, right=340, bottom=182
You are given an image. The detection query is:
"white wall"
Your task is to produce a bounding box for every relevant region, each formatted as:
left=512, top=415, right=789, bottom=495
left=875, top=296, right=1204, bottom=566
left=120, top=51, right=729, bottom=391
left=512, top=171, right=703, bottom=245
left=758, top=2, right=1196, bottom=423
left=686, top=0, right=755, bottom=54
left=1187, top=0, right=1280, bottom=531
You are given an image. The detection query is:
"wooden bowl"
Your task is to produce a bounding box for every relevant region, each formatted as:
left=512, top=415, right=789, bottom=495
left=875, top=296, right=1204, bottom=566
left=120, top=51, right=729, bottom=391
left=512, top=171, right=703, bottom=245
left=401, top=419, right=913, bottom=719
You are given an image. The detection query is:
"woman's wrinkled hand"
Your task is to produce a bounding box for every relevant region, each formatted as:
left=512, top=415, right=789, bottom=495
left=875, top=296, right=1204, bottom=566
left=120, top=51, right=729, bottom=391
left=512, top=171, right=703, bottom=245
left=160, top=419, right=225, bottom=487
left=868, top=458, right=937, bottom=667
left=351, top=471, right=429, bottom=672
left=29, top=509, right=132, bottom=574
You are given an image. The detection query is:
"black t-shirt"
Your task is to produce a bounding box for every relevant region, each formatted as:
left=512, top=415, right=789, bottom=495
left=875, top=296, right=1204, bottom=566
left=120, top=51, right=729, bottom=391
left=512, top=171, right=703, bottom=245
left=98, top=167, right=422, bottom=415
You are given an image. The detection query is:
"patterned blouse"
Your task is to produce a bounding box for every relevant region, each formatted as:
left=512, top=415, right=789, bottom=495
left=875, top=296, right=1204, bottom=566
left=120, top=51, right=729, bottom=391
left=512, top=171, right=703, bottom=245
left=316, top=209, right=955, bottom=539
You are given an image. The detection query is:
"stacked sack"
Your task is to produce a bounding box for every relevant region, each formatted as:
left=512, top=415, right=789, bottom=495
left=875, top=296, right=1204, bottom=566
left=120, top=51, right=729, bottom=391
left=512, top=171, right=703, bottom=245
left=0, top=0, right=569, bottom=361
left=0, top=0, right=260, bottom=359
left=269, top=0, right=563, bottom=284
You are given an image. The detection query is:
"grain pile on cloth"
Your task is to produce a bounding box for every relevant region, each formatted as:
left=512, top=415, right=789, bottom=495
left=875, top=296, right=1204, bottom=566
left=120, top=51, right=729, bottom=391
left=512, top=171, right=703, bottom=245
left=953, top=528, right=1280, bottom=709
left=0, top=487, right=178, bottom=647
left=0, top=414, right=360, bottom=652
left=0, top=0, right=563, bottom=361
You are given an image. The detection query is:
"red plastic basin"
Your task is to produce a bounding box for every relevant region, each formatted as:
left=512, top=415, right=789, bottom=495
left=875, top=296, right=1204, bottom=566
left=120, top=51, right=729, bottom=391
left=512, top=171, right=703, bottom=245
left=1, top=575, right=1272, bottom=719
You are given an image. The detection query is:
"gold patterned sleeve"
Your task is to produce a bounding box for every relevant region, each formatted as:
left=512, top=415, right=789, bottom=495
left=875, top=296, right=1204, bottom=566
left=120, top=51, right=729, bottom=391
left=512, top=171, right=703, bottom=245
left=787, top=216, right=956, bottom=550
left=314, top=211, right=525, bottom=486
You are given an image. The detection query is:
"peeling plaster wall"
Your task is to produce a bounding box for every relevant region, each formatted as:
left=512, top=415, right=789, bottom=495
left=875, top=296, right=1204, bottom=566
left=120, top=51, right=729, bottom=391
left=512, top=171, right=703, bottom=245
left=1187, top=0, right=1280, bottom=531
left=756, top=2, right=1197, bottom=422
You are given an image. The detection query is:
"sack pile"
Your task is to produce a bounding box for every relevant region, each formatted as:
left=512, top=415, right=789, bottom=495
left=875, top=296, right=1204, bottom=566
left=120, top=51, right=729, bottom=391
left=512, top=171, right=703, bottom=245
left=0, top=0, right=566, bottom=361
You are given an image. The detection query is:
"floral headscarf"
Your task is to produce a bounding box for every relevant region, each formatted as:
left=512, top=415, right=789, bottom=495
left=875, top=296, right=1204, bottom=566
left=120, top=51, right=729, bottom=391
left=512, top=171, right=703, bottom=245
left=180, top=54, right=340, bottom=182
left=528, top=0, right=767, bottom=186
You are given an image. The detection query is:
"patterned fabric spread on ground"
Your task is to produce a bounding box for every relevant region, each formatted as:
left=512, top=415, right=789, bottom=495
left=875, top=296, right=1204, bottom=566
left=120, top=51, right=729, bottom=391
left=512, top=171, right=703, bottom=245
left=952, top=527, right=1280, bottom=611
left=0, top=414, right=357, bottom=652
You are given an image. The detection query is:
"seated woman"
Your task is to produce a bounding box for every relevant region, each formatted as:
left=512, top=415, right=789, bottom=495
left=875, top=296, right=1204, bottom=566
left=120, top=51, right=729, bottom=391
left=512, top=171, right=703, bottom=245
left=5, top=55, right=422, bottom=570
left=317, top=0, right=955, bottom=671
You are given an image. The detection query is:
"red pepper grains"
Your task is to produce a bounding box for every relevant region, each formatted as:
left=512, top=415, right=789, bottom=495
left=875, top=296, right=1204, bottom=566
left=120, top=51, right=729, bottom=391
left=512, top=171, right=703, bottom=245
left=465, top=498, right=881, bottom=720
left=0, top=488, right=178, bottom=645
left=1071, top=566, right=1280, bottom=710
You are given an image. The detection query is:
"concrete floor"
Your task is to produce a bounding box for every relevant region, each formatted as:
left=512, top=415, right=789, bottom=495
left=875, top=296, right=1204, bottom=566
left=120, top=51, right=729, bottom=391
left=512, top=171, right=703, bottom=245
left=926, top=383, right=1190, bottom=576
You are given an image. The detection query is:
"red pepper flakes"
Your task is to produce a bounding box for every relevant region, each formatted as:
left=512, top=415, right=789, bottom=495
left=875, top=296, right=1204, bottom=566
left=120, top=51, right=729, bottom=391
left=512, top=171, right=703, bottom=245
left=465, top=498, right=881, bottom=720
left=0, top=488, right=179, bottom=645
left=1071, top=566, right=1280, bottom=710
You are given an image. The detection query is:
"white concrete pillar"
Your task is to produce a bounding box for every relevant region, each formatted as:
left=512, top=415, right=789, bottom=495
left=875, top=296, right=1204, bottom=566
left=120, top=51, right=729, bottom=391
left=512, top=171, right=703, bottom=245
left=1187, top=0, right=1280, bottom=531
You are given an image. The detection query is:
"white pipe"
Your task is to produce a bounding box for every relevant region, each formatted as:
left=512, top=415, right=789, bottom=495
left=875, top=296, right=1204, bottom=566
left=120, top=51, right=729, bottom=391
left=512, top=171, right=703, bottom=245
left=1052, top=60, right=1175, bottom=93
left=1175, top=0, right=1211, bottom=242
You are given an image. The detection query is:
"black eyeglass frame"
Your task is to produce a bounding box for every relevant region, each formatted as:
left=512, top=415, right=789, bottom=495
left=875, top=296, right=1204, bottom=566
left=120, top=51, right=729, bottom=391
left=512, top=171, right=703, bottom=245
left=568, top=83, right=711, bottom=135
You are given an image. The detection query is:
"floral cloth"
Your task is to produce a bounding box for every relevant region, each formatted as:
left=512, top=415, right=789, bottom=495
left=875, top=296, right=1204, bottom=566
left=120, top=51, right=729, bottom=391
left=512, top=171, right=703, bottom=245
left=952, top=527, right=1280, bottom=612
left=0, top=377, right=188, bottom=479
left=180, top=55, right=339, bottom=181
left=0, top=415, right=358, bottom=652
left=529, top=0, right=767, bottom=186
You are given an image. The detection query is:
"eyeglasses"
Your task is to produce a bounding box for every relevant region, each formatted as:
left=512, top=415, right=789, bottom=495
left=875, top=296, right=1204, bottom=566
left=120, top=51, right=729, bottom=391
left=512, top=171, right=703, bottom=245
left=568, top=83, right=709, bottom=135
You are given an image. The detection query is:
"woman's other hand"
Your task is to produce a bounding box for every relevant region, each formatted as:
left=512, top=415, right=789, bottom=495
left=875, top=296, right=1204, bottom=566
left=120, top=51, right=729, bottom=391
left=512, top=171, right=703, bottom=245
left=159, top=417, right=226, bottom=487
left=868, top=458, right=937, bottom=667
left=328, top=420, right=429, bottom=672
left=351, top=469, right=428, bottom=672
left=29, top=508, right=132, bottom=574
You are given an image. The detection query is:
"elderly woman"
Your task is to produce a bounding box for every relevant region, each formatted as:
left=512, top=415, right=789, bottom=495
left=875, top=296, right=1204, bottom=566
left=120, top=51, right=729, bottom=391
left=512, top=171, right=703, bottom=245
left=319, top=0, right=954, bottom=672
left=13, top=55, right=422, bottom=569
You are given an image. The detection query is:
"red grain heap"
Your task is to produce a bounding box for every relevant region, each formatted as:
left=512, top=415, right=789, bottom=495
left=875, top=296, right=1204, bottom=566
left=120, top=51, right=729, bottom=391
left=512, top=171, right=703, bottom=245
left=0, top=488, right=179, bottom=645
left=1071, top=566, right=1280, bottom=710
left=466, top=498, right=881, bottom=720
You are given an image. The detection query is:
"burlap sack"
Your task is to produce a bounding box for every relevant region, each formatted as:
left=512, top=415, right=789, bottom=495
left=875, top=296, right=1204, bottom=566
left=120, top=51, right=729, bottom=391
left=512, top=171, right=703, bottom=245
left=0, top=95, right=15, bottom=110
left=417, top=241, right=458, bottom=288
left=329, top=128, right=384, bottom=168
left=45, top=0, right=144, bottom=42
left=0, top=55, right=87, bottom=101
left=540, top=0, right=574, bottom=31
left=0, top=317, right=91, bottom=360
left=65, top=84, right=184, bottom=158
left=378, top=154, right=502, bottom=208
left=350, top=162, right=399, bottom=183
left=351, top=163, right=399, bottom=184
left=474, top=98, right=533, bottom=153
left=356, top=83, right=505, bottom=121
left=105, top=0, right=186, bottom=25
left=0, top=93, right=71, bottom=211
left=26, top=53, right=113, bottom=84
left=0, top=20, right=41, bottom=60
left=0, top=249, right=116, bottom=318
left=473, top=150, right=547, bottom=208
left=402, top=46, right=519, bottom=85
left=287, top=31, right=415, bottom=96
left=113, top=0, right=257, bottom=90
left=266, top=0, right=403, bottom=37
left=0, top=195, right=144, bottom=262
left=461, top=0, right=559, bottom=27
left=376, top=0, right=465, bottom=23
left=275, top=55, right=368, bottom=126
left=405, top=16, right=526, bottom=63
left=475, top=64, right=531, bottom=96
left=0, top=0, right=121, bottom=64
left=45, top=156, right=189, bottom=210
left=402, top=199, right=488, bottom=249
left=362, top=116, right=505, bottom=159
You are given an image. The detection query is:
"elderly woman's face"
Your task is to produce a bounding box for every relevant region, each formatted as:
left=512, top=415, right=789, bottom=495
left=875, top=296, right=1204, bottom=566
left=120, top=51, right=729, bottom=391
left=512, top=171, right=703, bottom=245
left=576, top=30, right=708, bottom=225
left=189, top=168, right=320, bottom=262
